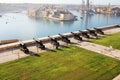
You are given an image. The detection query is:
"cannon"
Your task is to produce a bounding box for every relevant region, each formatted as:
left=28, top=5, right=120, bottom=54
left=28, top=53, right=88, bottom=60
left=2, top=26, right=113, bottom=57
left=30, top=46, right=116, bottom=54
left=33, top=38, right=45, bottom=50
left=94, top=28, right=104, bottom=35
left=19, top=41, right=29, bottom=54
left=79, top=30, right=90, bottom=39
left=48, top=36, right=60, bottom=49
left=86, top=29, right=98, bottom=38
left=59, top=34, right=71, bottom=44
left=71, top=32, right=83, bottom=41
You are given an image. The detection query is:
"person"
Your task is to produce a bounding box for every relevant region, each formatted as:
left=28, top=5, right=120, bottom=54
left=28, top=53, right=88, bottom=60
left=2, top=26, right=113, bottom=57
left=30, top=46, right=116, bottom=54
left=110, top=45, right=113, bottom=49
left=109, top=45, right=114, bottom=51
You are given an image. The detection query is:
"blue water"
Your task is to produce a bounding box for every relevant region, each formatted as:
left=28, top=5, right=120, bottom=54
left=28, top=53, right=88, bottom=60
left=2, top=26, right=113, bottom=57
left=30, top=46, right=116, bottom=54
left=0, top=11, right=120, bottom=40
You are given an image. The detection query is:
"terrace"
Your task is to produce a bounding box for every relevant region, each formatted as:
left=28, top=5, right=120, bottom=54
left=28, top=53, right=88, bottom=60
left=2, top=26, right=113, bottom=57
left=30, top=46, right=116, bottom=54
left=0, top=24, right=120, bottom=80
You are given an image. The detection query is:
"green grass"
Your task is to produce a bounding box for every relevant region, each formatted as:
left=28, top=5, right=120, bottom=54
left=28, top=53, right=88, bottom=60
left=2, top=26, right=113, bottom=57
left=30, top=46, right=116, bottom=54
left=90, top=32, right=120, bottom=50
left=0, top=45, right=120, bottom=80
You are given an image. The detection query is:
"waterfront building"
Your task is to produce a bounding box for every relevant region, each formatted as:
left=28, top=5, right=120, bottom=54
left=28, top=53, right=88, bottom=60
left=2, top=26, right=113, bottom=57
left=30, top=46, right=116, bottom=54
left=27, top=7, right=37, bottom=17
left=27, top=6, right=77, bottom=21
left=111, top=7, right=120, bottom=16
left=106, top=3, right=111, bottom=14
left=95, top=7, right=104, bottom=14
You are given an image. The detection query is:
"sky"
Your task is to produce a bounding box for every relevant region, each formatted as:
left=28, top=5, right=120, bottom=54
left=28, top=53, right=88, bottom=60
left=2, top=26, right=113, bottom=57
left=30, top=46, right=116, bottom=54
left=0, top=0, right=120, bottom=5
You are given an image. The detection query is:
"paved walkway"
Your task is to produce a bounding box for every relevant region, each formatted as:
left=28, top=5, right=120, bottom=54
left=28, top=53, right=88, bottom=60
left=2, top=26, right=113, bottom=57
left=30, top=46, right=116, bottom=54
left=113, top=74, right=120, bottom=80
left=104, top=27, right=120, bottom=34
left=73, top=41, right=120, bottom=60
left=0, top=41, right=66, bottom=63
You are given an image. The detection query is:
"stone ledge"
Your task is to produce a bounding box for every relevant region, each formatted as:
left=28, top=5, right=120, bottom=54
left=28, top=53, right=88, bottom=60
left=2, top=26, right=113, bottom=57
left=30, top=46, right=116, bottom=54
left=0, top=24, right=119, bottom=52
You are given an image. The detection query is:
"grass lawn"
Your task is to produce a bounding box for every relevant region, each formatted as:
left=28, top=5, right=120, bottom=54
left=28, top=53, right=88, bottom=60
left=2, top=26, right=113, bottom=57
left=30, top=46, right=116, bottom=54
left=90, top=32, right=120, bottom=50
left=0, top=45, right=120, bottom=80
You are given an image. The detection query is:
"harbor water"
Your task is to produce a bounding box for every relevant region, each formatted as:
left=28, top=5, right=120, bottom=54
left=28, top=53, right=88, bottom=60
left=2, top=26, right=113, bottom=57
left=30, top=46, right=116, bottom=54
left=0, top=11, right=120, bottom=40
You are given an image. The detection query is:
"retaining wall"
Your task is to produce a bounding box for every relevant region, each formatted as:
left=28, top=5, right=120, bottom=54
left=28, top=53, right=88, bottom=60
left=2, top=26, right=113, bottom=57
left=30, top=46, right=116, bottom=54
left=0, top=24, right=120, bottom=52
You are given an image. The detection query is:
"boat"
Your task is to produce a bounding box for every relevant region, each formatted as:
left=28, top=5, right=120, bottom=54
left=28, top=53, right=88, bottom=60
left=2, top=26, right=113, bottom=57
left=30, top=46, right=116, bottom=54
left=0, top=15, right=2, bottom=17
left=116, top=12, right=120, bottom=16
left=86, top=9, right=95, bottom=15
left=80, top=17, right=83, bottom=19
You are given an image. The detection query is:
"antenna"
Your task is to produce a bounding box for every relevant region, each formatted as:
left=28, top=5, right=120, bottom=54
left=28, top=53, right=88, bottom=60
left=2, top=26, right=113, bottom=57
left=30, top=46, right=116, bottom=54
left=87, top=0, right=90, bottom=10
left=82, top=0, right=85, bottom=13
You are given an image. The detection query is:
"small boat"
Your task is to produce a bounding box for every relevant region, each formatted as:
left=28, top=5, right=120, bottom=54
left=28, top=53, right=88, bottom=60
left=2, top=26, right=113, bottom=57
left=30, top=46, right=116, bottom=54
left=80, top=17, right=83, bottom=19
left=116, top=13, right=120, bottom=16
left=0, top=15, right=2, bottom=17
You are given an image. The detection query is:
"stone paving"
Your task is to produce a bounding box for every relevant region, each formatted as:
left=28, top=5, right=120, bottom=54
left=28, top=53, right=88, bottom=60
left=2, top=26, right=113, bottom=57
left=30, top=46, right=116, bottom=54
left=0, top=41, right=66, bottom=63
left=113, top=74, right=120, bottom=80
left=74, top=41, right=120, bottom=60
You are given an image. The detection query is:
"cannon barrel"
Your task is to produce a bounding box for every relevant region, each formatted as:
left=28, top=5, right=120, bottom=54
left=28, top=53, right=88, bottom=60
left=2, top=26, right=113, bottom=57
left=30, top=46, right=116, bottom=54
left=33, top=38, right=45, bottom=50
left=48, top=36, right=58, bottom=43
left=48, top=36, right=59, bottom=49
left=79, top=30, right=90, bottom=39
left=59, top=34, right=71, bottom=43
left=94, top=28, right=104, bottom=35
left=71, top=32, right=82, bottom=41
left=86, top=29, right=98, bottom=38
left=19, top=41, right=29, bottom=54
